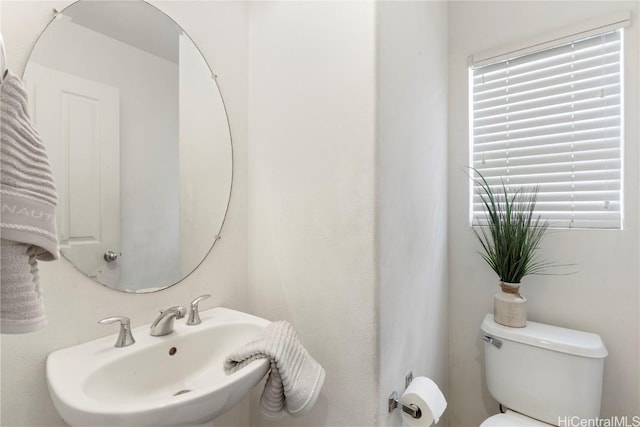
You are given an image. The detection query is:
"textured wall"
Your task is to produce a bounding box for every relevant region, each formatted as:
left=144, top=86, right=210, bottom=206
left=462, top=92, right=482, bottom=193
left=247, top=2, right=378, bottom=426
left=376, top=2, right=449, bottom=426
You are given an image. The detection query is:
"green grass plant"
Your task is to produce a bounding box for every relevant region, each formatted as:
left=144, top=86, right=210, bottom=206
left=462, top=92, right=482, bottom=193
left=471, top=169, right=551, bottom=284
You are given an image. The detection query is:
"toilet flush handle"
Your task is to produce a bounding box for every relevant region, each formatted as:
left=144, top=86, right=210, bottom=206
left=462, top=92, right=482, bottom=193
left=483, top=335, right=503, bottom=349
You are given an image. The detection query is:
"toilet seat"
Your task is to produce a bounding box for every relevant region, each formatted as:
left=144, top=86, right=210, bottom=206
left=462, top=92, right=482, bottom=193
left=479, top=410, right=553, bottom=426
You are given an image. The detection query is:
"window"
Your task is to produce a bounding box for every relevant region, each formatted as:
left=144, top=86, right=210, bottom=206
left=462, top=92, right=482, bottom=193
left=470, top=23, right=625, bottom=229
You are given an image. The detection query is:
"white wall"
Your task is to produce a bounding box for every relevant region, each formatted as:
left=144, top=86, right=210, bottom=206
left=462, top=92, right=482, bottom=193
left=247, top=2, right=378, bottom=426
left=448, top=2, right=640, bottom=426
left=376, top=2, right=449, bottom=426
left=0, top=2, right=249, bottom=426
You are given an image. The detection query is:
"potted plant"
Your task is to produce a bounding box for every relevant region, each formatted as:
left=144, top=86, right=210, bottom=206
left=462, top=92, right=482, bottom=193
left=471, top=169, right=551, bottom=328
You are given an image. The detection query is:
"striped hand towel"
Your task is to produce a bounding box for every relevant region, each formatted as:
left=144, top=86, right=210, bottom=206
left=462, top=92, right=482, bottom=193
left=1, top=71, right=59, bottom=334
left=224, top=320, right=326, bottom=419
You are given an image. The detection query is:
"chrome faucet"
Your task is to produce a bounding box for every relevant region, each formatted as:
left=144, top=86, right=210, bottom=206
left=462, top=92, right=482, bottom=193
left=187, top=294, right=211, bottom=326
left=150, top=306, right=186, bottom=336
left=98, top=316, right=136, bottom=348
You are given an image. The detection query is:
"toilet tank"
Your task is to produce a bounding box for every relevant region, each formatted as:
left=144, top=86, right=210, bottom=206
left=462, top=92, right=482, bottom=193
left=481, top=314, right=607, bottom=425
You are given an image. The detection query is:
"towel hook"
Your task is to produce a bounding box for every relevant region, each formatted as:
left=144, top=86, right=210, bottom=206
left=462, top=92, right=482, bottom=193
left=0, top=32, right=7, bottom=81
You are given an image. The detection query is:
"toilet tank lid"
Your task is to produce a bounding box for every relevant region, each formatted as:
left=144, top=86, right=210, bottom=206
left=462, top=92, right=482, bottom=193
left=481, top=314, right=608, bottom=358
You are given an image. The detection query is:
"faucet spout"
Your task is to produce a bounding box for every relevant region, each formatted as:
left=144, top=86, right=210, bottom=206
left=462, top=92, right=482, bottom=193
left=150, top=306, right=186, bottom=336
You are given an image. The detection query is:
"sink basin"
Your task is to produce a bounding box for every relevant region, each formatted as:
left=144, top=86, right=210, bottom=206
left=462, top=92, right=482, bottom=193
left=46, top=307, right=270, bottom=426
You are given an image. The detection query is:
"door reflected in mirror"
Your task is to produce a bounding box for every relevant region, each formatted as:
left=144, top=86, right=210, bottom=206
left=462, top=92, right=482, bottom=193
left=24, top=0, right=232, bottom=292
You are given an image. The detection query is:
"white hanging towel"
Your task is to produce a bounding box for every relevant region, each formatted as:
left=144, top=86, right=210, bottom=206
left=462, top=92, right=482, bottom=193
left=224, top=320, right=326, bottom=419
left=1, top=71, right=59, bottom=334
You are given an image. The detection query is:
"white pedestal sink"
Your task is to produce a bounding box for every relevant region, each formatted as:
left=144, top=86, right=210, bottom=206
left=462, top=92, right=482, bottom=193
left=46, top=308, right=270, bottom=426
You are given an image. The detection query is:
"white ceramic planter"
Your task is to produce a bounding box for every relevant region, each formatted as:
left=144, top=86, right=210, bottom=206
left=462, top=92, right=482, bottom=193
left=493, top=282, right=527, bottom=328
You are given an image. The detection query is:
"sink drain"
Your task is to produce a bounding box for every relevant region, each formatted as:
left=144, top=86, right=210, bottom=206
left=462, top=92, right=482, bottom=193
left=173, top=389, right=192, bottom=397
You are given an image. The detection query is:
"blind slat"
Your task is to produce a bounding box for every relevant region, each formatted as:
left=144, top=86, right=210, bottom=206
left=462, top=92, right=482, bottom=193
left=474, top=50, right=620, bottom=89
left=476, top=158, right=621, bottom=176
left=474, top=127, right=620, bottom=151
left=475, top=139, right=619, bottom=159
left=474, top=74, right=620, bottom=106
left=474, top=95, right=620, bottom=129
left=473, top=63, right=620, bottom=102
left=473, top=202, right=620, bottom=213
left=475, top=116, right=620, bottom=145
left=474, top=105, right=620, bottom=136
left=477, top=170, right=620, bottom=186
left=474, top=84, right=621, bottom=117
left=476, top=148, right=621, bottom=169
left=473, top=191, right=621, bottom=203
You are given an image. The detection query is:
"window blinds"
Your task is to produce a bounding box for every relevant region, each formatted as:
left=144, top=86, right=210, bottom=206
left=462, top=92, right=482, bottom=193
left=470, top=30, right=623, bottom=229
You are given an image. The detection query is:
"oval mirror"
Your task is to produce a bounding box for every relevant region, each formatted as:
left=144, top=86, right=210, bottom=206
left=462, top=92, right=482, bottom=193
left=24, top=0, right=232, bottom=293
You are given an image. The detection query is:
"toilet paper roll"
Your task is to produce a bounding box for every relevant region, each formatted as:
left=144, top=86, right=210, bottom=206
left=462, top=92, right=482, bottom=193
left=399, top=376, right=447, bottom=427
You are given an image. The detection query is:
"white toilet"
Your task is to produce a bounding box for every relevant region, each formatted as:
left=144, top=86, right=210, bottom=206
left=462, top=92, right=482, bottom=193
left=479, top=314, right=608, bottom=426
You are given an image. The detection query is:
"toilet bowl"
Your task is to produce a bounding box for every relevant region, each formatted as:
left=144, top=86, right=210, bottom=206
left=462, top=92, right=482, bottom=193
left=479, top=314, right=607, bottom=426
left=480, top=410, right=552, bottom=426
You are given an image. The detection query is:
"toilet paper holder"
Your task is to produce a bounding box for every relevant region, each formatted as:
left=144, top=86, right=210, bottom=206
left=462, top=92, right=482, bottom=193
left=388, top=371, right=422, bottom=419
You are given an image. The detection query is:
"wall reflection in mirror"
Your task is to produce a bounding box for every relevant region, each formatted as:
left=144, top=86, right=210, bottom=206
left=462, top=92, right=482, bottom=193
left=24, top=1, right=232, bottom=292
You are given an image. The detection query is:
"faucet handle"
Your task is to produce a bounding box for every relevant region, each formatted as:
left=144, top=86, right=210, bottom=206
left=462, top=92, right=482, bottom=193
left=187, top=294, right=211, bottom=326
left=99, top=316, right=135, bottom=348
